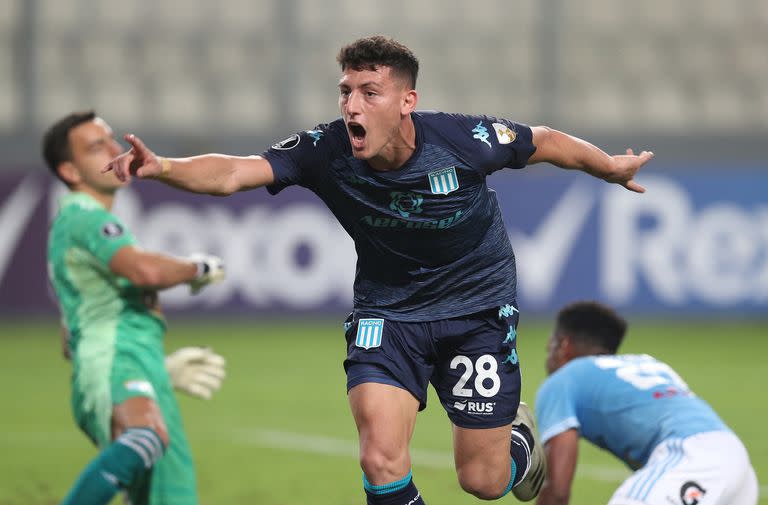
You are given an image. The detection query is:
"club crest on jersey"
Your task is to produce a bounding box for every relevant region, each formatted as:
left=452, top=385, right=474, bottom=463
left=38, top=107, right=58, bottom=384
left=492, top=123, right=517, bottom=144
left=355, top=319, right=384, bottom=349
left=428, top=167, right=460, bottom=195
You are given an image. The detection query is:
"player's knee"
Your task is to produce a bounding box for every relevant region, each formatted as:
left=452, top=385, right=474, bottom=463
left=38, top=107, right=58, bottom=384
left=359, top=446, right=408, bottom=484
left=105, top=427, right=167, bottom=486
left=457, top=465, right=510, bottom=500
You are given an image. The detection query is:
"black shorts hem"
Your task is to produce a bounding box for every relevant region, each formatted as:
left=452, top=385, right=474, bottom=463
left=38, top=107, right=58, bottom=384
left=346, top=362, right=426, bottom=409
left=448, top=415, right=515, bottom=430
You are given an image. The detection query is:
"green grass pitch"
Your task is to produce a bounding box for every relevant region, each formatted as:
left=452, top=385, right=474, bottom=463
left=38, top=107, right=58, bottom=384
left=0, top=318, right=765, bottom=504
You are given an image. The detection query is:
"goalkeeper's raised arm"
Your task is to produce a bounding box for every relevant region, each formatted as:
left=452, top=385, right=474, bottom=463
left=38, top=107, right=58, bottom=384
left=102, top=133, right=275, bottom=196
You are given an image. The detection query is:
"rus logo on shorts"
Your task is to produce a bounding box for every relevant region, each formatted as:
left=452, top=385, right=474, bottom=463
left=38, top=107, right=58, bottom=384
left=355, top=319, right=384, bottom=349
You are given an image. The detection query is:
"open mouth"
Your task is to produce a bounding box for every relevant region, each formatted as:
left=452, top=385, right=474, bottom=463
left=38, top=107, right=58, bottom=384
left=348, top=122, right=366, bottom=149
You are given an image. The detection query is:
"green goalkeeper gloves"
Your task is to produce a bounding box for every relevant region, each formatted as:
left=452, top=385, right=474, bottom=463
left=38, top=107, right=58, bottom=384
left=165, top=347, right=226, bottom=400
left=188, top=253, right=225, bottom=294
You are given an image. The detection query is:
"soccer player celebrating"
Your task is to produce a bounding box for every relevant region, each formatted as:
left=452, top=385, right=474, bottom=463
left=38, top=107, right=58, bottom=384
left=104, top=36, right=653, bottom=503
left=44, top=111, right=226, bottom=505
left=535, top=301, right=758, bottom=505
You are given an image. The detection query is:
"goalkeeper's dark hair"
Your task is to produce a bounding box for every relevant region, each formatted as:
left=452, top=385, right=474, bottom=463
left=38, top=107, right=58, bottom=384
left=554, top=301, right=627, bottom=354
left=42, top=110, right=96, bottom=182
left=337, top=35, right=419, bottom=89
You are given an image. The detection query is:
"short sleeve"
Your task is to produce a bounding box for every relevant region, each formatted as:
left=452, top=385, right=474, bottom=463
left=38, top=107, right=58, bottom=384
left=487, top=117, right=536, bottom=171
left=262, top=125, right=334, bottom=195
left=448, top=114, right=536, bottom=176
left=535, top=371, right=581, bottom=444
left=71, top=209, right=136, bottom=265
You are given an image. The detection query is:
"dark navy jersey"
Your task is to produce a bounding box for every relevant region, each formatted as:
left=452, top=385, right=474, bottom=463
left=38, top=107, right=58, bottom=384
left=263, top=111, right=536, bottom=321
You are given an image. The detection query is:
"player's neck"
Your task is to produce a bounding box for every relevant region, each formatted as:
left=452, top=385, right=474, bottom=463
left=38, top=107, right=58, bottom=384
left=73, top=185, right=116, bottom=211
left=368, top=116, right=416, bottom=171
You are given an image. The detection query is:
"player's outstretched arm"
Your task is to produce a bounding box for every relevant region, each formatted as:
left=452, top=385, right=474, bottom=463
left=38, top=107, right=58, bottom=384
left=109, top=246, right=224, bottom=294
left=536, top=429, right=579, bottom=505
left=529, top=126, right=653, bottom=193
left=102, top=133, right=275, bottom=196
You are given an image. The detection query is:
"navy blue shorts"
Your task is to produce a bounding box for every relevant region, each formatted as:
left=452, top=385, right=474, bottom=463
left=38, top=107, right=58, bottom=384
left=343, top=303, right=522, bottom=429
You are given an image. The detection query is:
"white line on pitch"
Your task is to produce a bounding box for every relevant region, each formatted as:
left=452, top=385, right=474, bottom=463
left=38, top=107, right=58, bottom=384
left=237, top=428, right=767, bottom=496
left=239, top=429, right=630, bottom=484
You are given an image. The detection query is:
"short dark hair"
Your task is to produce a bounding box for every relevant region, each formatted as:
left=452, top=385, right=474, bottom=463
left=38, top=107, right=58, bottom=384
left=337, top=35, right=419, bottom=89
left=41, top=110, right=96, bottom=181
left=555, top=301, right=627, bottom=354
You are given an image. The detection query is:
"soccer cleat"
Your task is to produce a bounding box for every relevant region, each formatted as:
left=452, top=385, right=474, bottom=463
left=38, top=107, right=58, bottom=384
left=511, top=402, right=546, bottom=501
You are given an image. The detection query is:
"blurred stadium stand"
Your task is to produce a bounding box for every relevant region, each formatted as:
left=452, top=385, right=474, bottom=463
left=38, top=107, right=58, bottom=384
left=0, top=0, right=766, bottom=164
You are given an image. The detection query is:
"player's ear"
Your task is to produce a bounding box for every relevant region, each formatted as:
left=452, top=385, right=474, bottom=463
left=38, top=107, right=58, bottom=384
left=559, top=334, right=577, bottom=361
left=57, top=161, right=81, bottom=186
left=401, top=89, right=418, bottom=115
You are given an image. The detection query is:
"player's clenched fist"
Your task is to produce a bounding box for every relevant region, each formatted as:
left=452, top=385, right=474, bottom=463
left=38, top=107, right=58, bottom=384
left=188, top=253, right=226, bottom=294
left=103, top=133, right=163, bottom=182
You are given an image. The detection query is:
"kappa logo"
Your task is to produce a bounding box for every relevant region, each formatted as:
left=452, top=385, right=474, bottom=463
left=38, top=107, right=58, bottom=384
left=271, top=134, right=300, bottom=150
left=502, top=326, right=517, bottom=344
left=428, top=167, right=460, bottom=195
left=306, top=129, right=323, bottom=146
left=498, top=304, right=519, bottom=319
left=492, top=122, right=517, bottom=144
left=501, top=350, right=519, bottom=366
left=680, top=481, right=706, bottom=505
left=355, top=319, right=384, bottom=349
left=472, top=121, right=492, bottom=148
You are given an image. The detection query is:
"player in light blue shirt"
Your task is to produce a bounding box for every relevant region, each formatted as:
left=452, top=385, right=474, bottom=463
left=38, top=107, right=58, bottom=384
left=535, top=301, right=757, bottom=505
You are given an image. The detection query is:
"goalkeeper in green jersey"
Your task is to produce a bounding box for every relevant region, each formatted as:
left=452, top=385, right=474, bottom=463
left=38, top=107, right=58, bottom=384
left=43, top=111, right=226, bottom=505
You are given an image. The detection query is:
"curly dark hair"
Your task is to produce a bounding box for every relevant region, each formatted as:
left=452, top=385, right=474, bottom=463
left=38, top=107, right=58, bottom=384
left=42, top=110, right=96, bottom=181
left=555, top=301, right=628, bottom=354
left=337, top=35, right=419, bottom=88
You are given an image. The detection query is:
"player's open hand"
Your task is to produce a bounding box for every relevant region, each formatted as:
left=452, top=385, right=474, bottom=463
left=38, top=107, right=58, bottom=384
left=102, top=134, right=163, bottom=182
left=165, top=347, right=226, bottom=400
left=607, top=148, right=654, bottom=193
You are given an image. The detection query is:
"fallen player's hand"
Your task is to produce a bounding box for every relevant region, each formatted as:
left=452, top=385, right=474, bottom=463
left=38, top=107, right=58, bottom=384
left=165, top=347, right=226, bottom=400
left=188, top=253, right=225, bottom=294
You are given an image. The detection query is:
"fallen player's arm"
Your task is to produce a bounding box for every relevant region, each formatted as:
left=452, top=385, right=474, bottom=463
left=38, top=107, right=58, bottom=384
left=528, top=126, right=652, bottom=193
left=536, top=429, right=579, bottom=505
